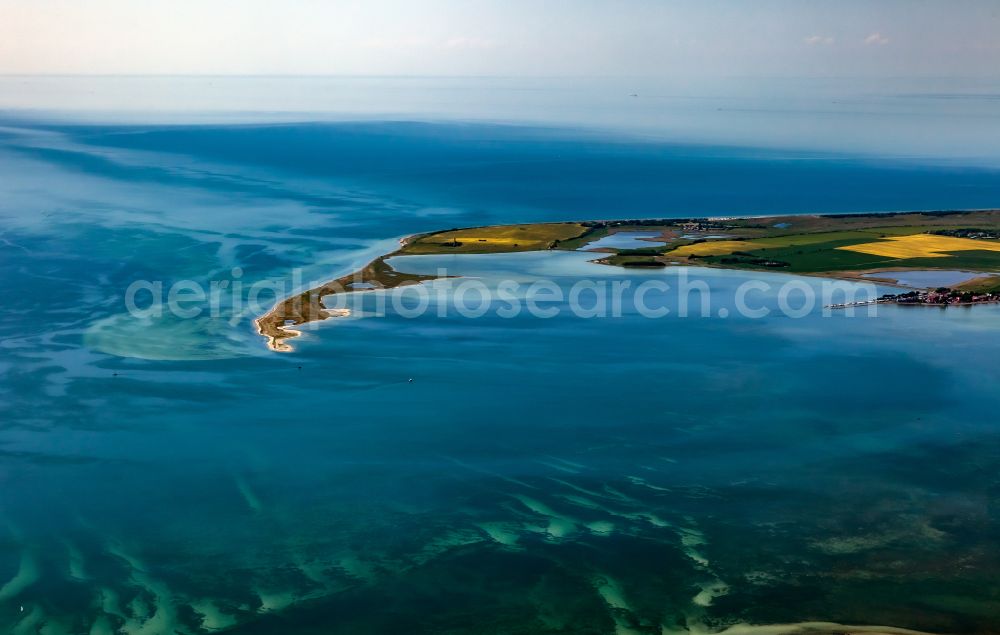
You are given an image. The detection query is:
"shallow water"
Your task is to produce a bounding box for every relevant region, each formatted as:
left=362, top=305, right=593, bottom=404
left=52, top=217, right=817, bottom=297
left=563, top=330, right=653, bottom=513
left=581, top=231, right=667, bottom=250
left=863, top=269, right=996, bottom=288
left=2, top=77, right=1000, bottom=633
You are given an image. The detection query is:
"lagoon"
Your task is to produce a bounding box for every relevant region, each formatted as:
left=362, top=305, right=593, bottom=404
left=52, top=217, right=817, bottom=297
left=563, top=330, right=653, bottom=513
left=862, top=269, right=995, bottom=288
left=581, top=231, right=667, bottom=250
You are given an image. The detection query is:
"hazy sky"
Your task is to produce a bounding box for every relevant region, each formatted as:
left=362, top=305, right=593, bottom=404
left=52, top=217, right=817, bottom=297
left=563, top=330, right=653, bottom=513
left=2, top=0, right=999, bottom=77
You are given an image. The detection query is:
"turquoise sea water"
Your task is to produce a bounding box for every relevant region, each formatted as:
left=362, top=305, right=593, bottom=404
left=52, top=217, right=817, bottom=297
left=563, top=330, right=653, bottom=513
left=2, top=77, right=1000, bottom=633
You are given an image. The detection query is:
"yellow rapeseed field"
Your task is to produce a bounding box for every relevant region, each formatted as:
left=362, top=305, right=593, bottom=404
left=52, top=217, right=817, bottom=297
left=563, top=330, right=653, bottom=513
left=405, top=223, right=588, bottom=254
left=450, top=236, right=524, bottom=244
left=837, top=234, right=1000, bottom=259
left=448, top=223, right=585, bottom=247
left=668, top=240, right=756, bottom=257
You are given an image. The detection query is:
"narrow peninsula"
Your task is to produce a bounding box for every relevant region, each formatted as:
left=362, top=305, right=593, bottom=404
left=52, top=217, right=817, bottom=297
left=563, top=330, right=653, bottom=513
left=257, top=209, right=1000, bottom=351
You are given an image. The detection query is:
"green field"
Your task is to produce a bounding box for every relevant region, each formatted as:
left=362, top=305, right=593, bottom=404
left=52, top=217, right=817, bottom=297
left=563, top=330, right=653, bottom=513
left=647, top=213, right=1000, bottom=275
left=684, top=232, right=1000, bottom=273
left=596, top=253, right=667, bottom=268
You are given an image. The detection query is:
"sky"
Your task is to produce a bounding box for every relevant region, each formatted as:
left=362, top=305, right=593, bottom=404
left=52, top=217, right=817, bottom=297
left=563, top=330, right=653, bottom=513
left=1, top=0, right=999, bottom=77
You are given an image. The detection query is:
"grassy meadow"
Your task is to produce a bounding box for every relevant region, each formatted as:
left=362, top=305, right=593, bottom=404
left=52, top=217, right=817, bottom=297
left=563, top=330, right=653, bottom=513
left=403, top=223, right=590, bottom=254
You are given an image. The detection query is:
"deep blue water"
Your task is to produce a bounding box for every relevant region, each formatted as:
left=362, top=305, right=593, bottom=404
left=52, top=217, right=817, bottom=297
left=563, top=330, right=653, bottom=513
left=2, top=81, right=1000, bottom=634
left=37, top=120, right=1000, bottom=220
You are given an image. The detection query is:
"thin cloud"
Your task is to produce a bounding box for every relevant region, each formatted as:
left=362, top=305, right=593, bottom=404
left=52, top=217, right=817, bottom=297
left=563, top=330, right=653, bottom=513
left=804, top=35, right=835, bottom=46
left=864, top=32, right=889, bottom=46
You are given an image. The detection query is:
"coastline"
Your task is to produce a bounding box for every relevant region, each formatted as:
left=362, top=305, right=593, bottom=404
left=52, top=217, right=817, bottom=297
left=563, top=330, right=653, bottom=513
left=256, top=209, right=1000, bottom=351
left=254, top=252, right=439, bottom=352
